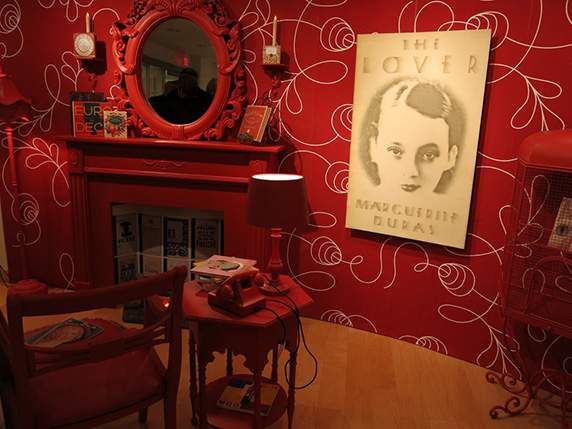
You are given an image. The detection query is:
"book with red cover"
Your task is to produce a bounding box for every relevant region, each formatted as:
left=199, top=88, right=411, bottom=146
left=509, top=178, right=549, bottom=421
left=237, top=105, right=272, bottom=143
left=72, top=101, right=113, bottom=136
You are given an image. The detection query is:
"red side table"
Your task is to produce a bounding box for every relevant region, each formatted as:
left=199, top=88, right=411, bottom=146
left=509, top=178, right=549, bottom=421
left=183, top=276, right=313, bottom=429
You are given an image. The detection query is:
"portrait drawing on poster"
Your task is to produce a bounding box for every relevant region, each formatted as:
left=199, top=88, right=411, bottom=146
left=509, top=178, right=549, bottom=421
left=346, top=30, right=491, bottom=248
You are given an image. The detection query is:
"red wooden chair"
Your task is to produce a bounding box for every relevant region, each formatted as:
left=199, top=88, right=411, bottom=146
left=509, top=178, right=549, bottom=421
left=0, top=265, right=187, bottom=429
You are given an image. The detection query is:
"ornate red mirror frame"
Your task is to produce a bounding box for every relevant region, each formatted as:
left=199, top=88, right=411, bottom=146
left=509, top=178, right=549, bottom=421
left=111, top=0, right=247, bottom=140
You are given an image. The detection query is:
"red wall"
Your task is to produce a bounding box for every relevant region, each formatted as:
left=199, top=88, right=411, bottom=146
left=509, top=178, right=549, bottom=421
left=1, top=0, right=571, bottom=386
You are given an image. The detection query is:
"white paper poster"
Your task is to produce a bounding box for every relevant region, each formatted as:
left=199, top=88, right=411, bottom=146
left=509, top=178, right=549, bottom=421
left=346, top=30, right=491, bottom=248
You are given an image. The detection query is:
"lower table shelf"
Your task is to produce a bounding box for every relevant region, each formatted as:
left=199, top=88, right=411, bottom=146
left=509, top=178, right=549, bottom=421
left=196, top=374, right=288, bottom=428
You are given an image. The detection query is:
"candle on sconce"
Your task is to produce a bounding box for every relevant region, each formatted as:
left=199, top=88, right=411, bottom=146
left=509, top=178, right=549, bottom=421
left=263, top=15, right=281, bottom=64
left=85, top=12, right=91, bottom=33
left=272, top=15, right=277, bottom=46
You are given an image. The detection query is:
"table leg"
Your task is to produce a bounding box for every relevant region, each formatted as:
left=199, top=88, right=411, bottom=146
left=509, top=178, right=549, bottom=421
left=226, top=348, right=233, bottom=376
left=271, top=346, right=278, bottom=382
left=253, top=370, right=263, bottom=429
left=287, top=352, right=297, bottom=429
left=198, top=360, right=208, bottom=429
left=189, top=331, right=198, bottom=426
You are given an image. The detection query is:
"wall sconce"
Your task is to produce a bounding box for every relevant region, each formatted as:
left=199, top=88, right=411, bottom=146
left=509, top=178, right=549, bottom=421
left=0, top=59, right=47, bottom=295
left=261, top=15, right=287, bottom=99
left=246, top=173, right=308, bottom=295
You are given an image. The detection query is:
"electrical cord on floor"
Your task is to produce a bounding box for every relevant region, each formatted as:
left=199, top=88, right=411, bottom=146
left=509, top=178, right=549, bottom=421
left=262, top=274, right=318, bottom=390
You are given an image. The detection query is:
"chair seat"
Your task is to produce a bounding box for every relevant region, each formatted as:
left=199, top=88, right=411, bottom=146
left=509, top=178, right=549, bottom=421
left=0, top=265, right=187, bottom=429
left=27, top=347, right=166, bottom=427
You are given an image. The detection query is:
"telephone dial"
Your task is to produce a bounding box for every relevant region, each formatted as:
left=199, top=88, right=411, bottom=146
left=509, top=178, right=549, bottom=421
left=207, top=270, right=267, bottom=316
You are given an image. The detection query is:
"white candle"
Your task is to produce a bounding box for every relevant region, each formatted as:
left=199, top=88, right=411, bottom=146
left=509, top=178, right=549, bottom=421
left=272, top=16, right=277, bottom=46
left=85, top=12, right=91, bottom=33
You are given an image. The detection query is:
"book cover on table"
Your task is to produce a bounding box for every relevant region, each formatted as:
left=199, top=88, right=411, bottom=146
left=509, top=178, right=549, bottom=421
left=190, top=254, right=256, bottom=278
left=216, top=377, right=280, bottom=417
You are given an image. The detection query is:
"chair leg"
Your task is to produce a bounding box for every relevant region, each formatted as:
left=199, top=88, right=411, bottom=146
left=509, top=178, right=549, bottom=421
left=164, top=396, right=178, bottom=429
left=138, top=407, right=148, bottom=423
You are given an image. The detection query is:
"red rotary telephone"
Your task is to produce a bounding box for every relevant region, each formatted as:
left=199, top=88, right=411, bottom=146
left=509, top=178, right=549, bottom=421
left=207, top=270, right=267, bottom=316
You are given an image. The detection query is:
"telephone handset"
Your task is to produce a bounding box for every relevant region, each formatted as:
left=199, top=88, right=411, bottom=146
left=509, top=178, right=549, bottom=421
left=207, top=270, right=267, bottom=316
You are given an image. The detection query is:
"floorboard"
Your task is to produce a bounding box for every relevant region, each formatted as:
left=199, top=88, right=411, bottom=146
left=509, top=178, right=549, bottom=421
left=0, top=285, right=566, bottom=428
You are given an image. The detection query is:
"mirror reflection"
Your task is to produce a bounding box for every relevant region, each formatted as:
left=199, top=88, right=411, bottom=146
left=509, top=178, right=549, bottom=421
left=141, top=18, right=218, bottom=124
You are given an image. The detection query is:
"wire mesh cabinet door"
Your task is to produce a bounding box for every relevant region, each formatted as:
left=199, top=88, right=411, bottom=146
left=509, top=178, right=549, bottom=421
left=500, top=129, right=572, bottom=339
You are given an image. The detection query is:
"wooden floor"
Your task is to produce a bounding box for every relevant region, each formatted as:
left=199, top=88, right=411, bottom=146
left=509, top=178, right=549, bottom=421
left=0, top=285, right=566, bottom=429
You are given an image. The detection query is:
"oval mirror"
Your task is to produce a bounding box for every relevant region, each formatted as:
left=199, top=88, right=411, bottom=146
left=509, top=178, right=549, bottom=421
left=111, top=0, right=247, bottom=140
left=142, top=18, right=218, bottom=125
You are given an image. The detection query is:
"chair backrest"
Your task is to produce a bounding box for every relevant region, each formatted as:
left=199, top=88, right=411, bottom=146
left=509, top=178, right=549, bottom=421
left=1, top=265, right=187, bottom=429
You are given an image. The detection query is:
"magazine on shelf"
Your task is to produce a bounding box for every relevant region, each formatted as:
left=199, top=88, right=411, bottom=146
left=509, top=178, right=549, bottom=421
left=114, top=213, right=138, bottom=256
left=25, top=318, right=103, bottom=348
left=164, top=217, right=190, bottom=258
left=193, top=218, right=221, bottom=261
left=116, top=253, right=138, bottom=284
left=216, top=377, right=280, bottom=417
left=190, top=254, right=256, bottom=278
left=547, top=197, right=572, bottom=251
left=140, top=213, right=163, bottom=257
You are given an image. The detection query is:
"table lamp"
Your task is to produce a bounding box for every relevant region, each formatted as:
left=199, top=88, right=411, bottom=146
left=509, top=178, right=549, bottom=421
left=246, top=173, right=308, bottom=295
left=0, top=59, right=47, bottom=295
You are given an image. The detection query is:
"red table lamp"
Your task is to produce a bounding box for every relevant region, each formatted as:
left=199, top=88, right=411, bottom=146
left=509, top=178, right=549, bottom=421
left=246, top=173, right=308, bottom=295
left=0, top=59, right=47, bottom=295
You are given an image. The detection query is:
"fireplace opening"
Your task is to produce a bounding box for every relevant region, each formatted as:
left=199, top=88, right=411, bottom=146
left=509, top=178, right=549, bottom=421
left=112, top=203, right=224, bottom=284
left=113, top=203, right=224, bottom=324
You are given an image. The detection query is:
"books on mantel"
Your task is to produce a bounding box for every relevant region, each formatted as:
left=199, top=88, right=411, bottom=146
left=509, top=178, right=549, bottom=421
left=216, top=377, right=280, bottom=417
left=71, top=100, right=113, bottom=136
left=237, top=105, right=272, bottom=144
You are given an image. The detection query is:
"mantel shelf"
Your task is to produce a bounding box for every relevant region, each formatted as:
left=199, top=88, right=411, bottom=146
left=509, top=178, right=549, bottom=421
left=57, top=135, right=285, bottom=154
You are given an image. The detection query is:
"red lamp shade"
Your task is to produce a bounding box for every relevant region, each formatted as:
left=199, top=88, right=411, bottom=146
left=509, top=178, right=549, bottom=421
left=0, top=65, right=33, bottom=123
left=246, top=173, right=308, bottom=295
left=246, top=173, right=309, bottom=228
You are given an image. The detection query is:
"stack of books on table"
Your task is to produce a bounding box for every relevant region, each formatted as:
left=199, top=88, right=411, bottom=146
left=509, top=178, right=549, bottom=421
left=191, top=254, right=257, bottom=291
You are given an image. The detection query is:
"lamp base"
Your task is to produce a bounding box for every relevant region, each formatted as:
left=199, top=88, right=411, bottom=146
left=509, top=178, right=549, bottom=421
left=8, top=278, right=48, bottom=296
left=259, top=274, right=292, bottom=296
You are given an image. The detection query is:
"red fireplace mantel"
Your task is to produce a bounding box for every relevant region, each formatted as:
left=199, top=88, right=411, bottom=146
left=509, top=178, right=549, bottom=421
left=58, top=135, right=285, bottom=289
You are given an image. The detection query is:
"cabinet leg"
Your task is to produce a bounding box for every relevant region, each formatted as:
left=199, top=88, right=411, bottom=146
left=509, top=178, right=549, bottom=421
left=486, top=315, right=572, bottom=427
